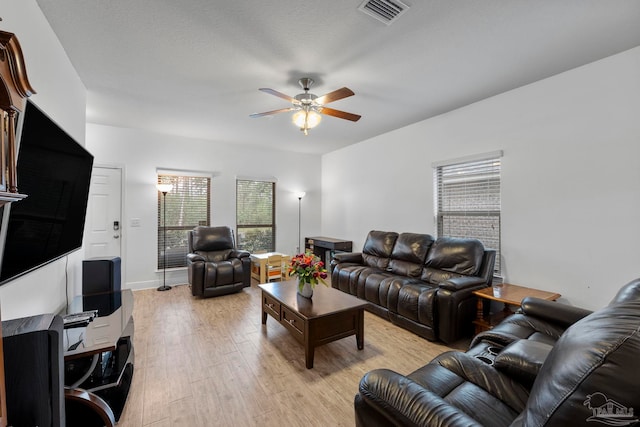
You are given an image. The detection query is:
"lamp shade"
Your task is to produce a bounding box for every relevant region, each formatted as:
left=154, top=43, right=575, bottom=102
left=295, top=191, right=306, bottom=199
left=156, top=183, right=173, bottom=193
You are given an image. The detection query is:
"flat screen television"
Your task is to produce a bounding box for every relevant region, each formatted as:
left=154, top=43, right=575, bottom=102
left=0, top=100, right=94, bottom=285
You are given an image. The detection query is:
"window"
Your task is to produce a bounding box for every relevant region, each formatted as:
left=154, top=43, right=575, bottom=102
left=157, top=173, right=211, bottom=269
left=434, top=152, right=502, bottom=274
left=236, top=179, right=275, bottom=253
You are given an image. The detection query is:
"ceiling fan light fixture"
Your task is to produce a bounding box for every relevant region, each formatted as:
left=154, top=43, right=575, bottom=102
left=252, top=77, right=359, bottom=135
left=292, top=109, right=322, bottom=135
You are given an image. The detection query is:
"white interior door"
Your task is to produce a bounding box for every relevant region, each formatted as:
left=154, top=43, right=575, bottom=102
left=85, top=167, right=122, bottom=259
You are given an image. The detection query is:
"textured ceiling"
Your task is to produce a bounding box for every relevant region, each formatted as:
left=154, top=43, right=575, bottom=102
left=36, top=0, right=640, bottom=155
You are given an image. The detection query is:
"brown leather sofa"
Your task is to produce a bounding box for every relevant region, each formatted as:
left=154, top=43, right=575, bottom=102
left=331, top=230, right=496, bottom=344
left=354, top=278, right=640, bottom=427
left=187, top=226, right=251, bottom=298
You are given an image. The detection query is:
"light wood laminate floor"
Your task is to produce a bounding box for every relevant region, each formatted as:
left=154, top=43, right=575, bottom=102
left=117, top=281, right=469, bottom=427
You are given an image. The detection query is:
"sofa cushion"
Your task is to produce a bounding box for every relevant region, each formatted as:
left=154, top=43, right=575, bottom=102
left=191, top=226, right=234, bottom=252
left=362, top=272, right=396, bottom=307
left=362, top=230, right=398, bottom=269
left=421, top=268, right=466, bottom=286
left=388, top=232, right=434, bottom=277
left=395, top=283, right=437, bottom=325
left=425, top=237, right=485, bottom=276
left=408, top=352, right=528, bottom=426
left=199, top=249, right=233, bottom=262
left=204, top=258, right=244, bottom=287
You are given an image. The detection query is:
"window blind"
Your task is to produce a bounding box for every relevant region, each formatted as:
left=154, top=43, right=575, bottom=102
left=435, top=156, right=501, bottom=273
left=236, top=179, right=275, bottom=252
left=157, top=174, right=211, bottom=269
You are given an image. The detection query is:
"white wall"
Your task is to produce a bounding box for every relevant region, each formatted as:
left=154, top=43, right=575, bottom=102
left=3, top=2, right=638, bottom=318
left=85, top=124, right=322, bottom=290
left=0, top=1, right=87, bottom=320
left=322, top=46, right=640, bottom=310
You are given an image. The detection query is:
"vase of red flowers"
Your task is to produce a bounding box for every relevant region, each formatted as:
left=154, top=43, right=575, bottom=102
left=289, top=251, right=328, bottom=298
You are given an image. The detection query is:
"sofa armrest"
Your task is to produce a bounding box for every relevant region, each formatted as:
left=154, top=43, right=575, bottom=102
left=439, top=276, right=486, bottom=291
left=187, top=253, right=206, bottom=263
left=187, top=254, right=205, bottom=296
left=230, top=249, right=250, bottom=259
left=355, top=369, right=482, bottom=427
left=333, top=252, right=363, bottom=264
left=436, top=279, right=490, bottom=344
left=493, top=340, right=553, bottom=388
left=520, top=297, right=593, bottom=328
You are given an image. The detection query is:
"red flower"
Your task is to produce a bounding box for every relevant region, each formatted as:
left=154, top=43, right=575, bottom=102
left=289, top=250, right=328, bottom=288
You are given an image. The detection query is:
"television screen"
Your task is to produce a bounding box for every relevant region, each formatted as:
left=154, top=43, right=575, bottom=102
left=0, top=100, right=94, bottom=285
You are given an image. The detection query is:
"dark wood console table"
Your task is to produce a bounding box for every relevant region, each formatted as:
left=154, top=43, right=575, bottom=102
left=63, top=290, right=134, bottom=424
left=304, top=236, right=352, bottom=268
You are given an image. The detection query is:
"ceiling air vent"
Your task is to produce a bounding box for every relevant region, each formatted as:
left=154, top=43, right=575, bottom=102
left=358, top=0, right=409, bottom=25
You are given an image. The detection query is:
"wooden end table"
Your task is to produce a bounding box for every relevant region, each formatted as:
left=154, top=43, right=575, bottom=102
left=258, top=280, right=367, bottom=369
left=472, top=283, right=561, bottom=334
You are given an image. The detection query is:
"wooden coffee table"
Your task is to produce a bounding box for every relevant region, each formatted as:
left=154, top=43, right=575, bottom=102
left=258, top=280, right=368, bottom=369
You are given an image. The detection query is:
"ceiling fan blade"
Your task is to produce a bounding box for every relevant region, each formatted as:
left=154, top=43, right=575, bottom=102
left=319, top=107, right=361, bottom=122
left=258, top=88, right=297, bottom=103
left=315, top=87, right=355, bottom=105
left=250, top=107, right=294, bottom=118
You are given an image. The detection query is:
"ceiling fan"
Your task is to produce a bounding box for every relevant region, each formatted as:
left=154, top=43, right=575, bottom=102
left=250, top=77, right=361, bottom=135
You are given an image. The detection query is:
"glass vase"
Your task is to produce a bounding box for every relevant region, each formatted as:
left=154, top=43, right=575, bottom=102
left=297, top=278, right=313, bottom=298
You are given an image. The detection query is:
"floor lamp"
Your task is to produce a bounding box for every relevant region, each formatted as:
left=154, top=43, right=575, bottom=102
left=295, top=192, right=306, bottom=254
left=157, top=183, right=173, bottom=291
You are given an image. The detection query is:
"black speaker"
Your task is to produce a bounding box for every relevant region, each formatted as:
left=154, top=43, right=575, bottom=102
left=2, top=313, right=65, bottom=427
left=82, top=256, right=121, bottom=295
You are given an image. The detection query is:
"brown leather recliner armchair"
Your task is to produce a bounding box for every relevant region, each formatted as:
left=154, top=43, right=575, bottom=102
left=354, top=278, right=640, bottom=427
left=187, top=226, right=251, bottom=298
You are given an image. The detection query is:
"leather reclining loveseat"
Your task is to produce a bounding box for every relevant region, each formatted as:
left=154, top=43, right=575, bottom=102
left=331, top=230, right=496, bottom=344
left=354, top=278, right=640, bottom=427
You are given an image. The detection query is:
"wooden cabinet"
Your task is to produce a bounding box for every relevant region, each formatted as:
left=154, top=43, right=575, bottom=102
left=0, top=30, right=35, bottom=206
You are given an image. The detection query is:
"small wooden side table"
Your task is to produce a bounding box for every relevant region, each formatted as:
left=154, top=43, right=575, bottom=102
left=472, top=283, right=561, bottom=334
left=250, top=252, right=290, bottom=283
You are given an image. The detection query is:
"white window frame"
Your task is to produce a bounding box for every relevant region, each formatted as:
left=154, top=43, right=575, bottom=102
left=433, top=151, right=502, bottom=274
